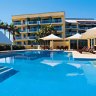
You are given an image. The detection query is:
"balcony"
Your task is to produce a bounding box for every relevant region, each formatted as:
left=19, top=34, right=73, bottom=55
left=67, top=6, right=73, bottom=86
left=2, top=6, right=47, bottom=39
left=29, top=29, right=38, bottom=32
left=28, top=36, right=36, bottom=39
left=54, top=26, right=62, bottom=31
left=28, top=21, right=37, bottom=24
left=52, top=19, right=62, bottom=23
left=66, top=26, right=77, bottom=29
left=19, top=30, right=26, bottom=32
left=41, top=20, right=51, bottom=24
left=15, top=36, right=22, bottom=40
left=14, top=22, right=21, bottom=25
left=79, top=27, right=86, bottom=30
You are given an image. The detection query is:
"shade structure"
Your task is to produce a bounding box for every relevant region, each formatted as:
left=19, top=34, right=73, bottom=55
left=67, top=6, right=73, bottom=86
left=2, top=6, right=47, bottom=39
left=40, top=34, right=63, bottom=40
left=0, top=32, right=12, bottom=45
left=65, top=33, right=82, bottom=40
left=65, top=33, right=82, bottom=49
left=40, top=34, right=63, bottom=49
left=81, top=27, right=96, bottom=39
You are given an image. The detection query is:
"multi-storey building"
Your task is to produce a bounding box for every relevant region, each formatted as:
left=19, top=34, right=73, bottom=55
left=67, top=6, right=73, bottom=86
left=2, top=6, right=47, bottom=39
left=12, top=12, right=65, bottom=48
left=65, top=18, right=96, bottom=37
left=12, top=12, right=96, bottom=49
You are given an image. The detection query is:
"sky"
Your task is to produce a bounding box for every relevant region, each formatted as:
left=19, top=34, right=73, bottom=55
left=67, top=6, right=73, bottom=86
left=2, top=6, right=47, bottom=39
left=0, top=0, right=96, bottom=41
left=0, top=0, right=96, bottom=24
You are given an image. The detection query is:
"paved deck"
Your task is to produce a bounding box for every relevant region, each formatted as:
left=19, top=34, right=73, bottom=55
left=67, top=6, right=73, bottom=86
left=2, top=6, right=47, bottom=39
left=68, top=51, right=96, bottom=60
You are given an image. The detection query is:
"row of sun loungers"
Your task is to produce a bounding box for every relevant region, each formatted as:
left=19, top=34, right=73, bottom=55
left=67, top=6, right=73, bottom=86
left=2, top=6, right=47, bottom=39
left=78, top=46, right=96, bottom=54
left=40, top=46, right=68, bottom=50
left=57, top=46, right=68, bottom=50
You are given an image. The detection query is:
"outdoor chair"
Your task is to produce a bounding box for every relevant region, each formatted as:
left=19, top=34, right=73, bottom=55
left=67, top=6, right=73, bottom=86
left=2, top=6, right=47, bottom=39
left=57, top=46, right=61, bottom=50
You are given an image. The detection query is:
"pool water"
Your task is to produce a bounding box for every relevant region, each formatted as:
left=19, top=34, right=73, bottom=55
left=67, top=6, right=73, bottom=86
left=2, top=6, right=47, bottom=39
left=0, top=51, right=96, bottom=96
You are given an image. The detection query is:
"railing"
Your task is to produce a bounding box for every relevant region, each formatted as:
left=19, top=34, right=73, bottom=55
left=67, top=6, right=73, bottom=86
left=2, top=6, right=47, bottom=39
left=29, top=29, right=38, bottom=32
left=52, top=19, right=62, bottom=23
left=14, top=22, right=21, bottom=25
left=41, top=20, right=51, bottom=24
left=66, top=26, right=77, bottom=29
left=28, top=21, right=37, bottom=24
left=54, top=28, right=62, bottom=31
left=15, top=37, right=22, bottom=40
left=20, top=30, right=26, bottom=32
left=28, top=36, right=36, bottom=39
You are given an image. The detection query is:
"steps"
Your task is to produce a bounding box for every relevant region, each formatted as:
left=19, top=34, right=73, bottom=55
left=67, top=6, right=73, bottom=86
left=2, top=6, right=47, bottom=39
left=0, top=66, right=18, bottom=83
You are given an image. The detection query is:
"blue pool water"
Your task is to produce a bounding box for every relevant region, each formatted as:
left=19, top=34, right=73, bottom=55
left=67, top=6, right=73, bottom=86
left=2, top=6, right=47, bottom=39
left=0, top=51, right=96, bottom=96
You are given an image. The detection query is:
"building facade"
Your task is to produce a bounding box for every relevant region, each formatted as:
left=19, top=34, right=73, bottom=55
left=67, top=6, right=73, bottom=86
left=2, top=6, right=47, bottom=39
left=65, top=18, right=96, bottom=37
left=12, top=12, right=96, bottom=49
left=12, top=12, right=65, bottom=48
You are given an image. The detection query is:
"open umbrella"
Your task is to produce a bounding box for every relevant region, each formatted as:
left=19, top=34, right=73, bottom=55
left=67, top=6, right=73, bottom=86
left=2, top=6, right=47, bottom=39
left=40, top=34, right=63, bottom=49
left=65, top=33, right=82, bottom=49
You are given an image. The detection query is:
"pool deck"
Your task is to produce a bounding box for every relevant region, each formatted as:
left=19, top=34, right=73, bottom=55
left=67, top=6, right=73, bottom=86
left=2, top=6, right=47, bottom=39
left=66, top=51, right=96, bottom=60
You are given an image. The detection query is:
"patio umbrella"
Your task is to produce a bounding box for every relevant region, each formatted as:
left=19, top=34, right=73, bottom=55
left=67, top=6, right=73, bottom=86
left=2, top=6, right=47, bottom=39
left=0, top=32, right=12, bottom=50
left=65, top=33, right=82, bottom=40
left=0, top=32, right=12, bottom=45
left=81, top=27, right=96, bottom=39
left=65, top=33, right=82, bottom=49
left=40, top=34, right=63, bottom=49
left=81, top=27, right=96, bottom=48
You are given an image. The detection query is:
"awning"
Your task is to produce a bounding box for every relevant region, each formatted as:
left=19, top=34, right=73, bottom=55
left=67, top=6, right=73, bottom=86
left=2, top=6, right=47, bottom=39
left=0, top=32, right=12, bottom=45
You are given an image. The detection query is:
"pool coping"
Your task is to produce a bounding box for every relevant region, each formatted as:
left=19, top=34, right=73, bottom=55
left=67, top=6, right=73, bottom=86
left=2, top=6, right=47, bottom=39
left=0, top=49, right=96, bottom=60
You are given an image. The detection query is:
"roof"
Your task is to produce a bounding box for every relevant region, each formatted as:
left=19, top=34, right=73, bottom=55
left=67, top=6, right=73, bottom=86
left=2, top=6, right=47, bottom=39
left=66, top=20, right=96, bottom=23
left=0, top=32, right=12, bottom=44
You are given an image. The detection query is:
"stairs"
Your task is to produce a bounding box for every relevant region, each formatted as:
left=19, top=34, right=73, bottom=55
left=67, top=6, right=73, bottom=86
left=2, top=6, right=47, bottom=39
left=0, top=66, right=18, bottom=83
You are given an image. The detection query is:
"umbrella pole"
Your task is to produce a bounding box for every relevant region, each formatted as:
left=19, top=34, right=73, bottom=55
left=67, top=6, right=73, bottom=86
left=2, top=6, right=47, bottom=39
left=52, top=40, right=53, bottom=50
left=77, top=40, right=78, bottom=49
left=11, top=44, right=13, bottom=51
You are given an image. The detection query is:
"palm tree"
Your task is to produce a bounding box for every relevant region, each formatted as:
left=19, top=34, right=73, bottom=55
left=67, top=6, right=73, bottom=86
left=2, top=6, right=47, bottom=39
left=8, top=23, right=20, bottom=40
left=34, top=24, right=57, bottom=46
left=3, top=23, right=8, bottom=35
left=40, top=24, right=57, bottom=37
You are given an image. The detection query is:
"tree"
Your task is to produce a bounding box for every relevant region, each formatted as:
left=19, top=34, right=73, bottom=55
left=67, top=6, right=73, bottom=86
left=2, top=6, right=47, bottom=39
left=34, top=24, right=57, bottom=45
left=8, top=23, right=20, bottom=41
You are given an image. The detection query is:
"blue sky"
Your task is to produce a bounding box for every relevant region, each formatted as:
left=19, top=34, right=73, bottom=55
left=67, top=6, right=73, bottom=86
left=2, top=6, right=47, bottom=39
left=0, top=0, right=96, bottom=24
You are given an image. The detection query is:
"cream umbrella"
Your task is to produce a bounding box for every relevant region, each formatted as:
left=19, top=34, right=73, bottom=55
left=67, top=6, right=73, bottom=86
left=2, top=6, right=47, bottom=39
left=81, top=27, right=96, bottom=48
left=81, top=27, right=96, bottom=39
left=40, top=34, right=63, bottom=49
left=65, top=33, right=82, bottom=49
left=65, top=33, right=82, bottom=40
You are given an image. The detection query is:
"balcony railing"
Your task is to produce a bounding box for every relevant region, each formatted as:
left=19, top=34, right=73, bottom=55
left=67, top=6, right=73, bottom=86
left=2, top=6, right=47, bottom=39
left=66, top=26, right=77, bottom=29
left=54, top=28, right=62, bottom=31
left=52, top=19, right=62, bottom=23
left=14, top=22, right=21, bottom=25
left=15, top=37, right=22, bottom=40
left=41, top=20, right=51, bottom=24
left=28, top=36, right=36, bottom=39
left=28, top=21, right=37, bottom=24
left=20, top=30, right=26, bottom=32
left=29, top=29, right=38, bottom=32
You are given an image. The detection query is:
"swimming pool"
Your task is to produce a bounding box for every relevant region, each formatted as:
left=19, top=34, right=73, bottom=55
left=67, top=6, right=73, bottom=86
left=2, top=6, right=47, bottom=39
left=0, top=50, right=96, bottom=96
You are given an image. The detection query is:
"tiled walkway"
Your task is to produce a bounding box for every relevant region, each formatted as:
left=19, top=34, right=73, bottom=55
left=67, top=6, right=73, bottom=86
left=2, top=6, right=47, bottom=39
left=67, top=51, right=96, bottom=60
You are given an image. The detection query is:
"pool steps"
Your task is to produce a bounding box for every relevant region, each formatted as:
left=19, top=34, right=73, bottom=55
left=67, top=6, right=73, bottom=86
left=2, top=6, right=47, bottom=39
left=0, top=66, right=13, bottom=75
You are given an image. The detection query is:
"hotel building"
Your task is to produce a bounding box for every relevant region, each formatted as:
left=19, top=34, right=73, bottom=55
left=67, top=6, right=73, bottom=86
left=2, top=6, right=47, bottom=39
left=65, top=18, right=96, bottom=37
left=12, top=12, right=65, bottom=48
left=12, top=12, right=96, bottom=49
